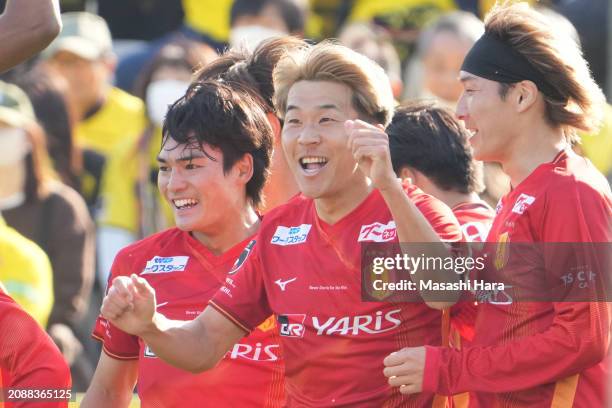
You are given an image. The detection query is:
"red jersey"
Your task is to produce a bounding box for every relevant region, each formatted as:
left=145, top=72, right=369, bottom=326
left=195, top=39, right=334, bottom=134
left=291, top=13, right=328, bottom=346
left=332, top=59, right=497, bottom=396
left=423, top=150, right=612, bottom=407
left=92, top=228, right=285, bottom=408
left=211, top=185, right=462, bottom=407
left=452, top=200, right=495, bottom=243
left=0, top=289, right=71, bottom=408
left=449, top=200, right=496, bottom=343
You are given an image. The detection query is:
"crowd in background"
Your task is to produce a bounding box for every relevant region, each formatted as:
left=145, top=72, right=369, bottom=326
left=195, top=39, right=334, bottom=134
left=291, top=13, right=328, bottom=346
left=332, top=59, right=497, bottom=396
left=0, top=0, right=609, bottom=392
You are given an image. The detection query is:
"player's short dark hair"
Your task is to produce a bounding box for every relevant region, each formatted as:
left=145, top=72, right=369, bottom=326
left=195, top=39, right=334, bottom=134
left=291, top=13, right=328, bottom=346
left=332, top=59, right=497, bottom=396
left=162, top=80, right=273, bottom=207
left=387, top=100, right=482, bottom=194
left=195, top=36, right=306, bottom=114
left=230, top=0, right=306, bottom=34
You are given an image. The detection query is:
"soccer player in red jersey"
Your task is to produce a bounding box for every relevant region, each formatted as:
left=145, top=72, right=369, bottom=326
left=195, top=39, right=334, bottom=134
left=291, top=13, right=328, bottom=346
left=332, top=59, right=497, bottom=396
left=382, top=3, right=611, bottom=407
left=387, top=101, right=495, bottom=243
left=388, top=101, right=496, bottom=348
left=82, top=81, right=285, bottom=407
left=0, top=286, right=71, bottom=408
left=193, top=36, right=306, bottom=212
left=100, top=41, right=464, bottom=407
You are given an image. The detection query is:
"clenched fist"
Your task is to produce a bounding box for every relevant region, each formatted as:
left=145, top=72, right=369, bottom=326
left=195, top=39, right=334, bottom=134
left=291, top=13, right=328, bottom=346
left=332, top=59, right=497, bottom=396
left=101, top=274, right=157, bottom=337
left=345, top=119, right=398, bottom=192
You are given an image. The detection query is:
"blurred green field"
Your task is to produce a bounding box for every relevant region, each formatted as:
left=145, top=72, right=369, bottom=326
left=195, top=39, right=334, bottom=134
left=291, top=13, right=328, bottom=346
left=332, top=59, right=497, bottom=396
left=72, top=393, right=140, bottom=407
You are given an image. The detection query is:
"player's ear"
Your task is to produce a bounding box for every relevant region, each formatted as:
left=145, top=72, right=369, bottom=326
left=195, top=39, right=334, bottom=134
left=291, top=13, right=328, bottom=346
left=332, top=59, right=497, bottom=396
left=235, top=153, right=254, bottom=185
left=398, top=166, right=416, bottom=184
left=266, top=112, right=282, bottom=140
left=515, top=80, right=538, bottom=113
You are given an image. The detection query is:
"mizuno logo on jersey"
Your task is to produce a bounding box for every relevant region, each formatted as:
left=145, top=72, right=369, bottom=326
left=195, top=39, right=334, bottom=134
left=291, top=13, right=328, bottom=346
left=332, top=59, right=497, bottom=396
left=271, top=224, right=312, bottom=246
left=278, top=314, right=306, bottom=337
left=358, top=221, right=397, bottom=242
left=274, top=277, right=297, bottom=291
left=511, top=194, right=535, bottom=215
left=142, top=256, right=189, bottom=274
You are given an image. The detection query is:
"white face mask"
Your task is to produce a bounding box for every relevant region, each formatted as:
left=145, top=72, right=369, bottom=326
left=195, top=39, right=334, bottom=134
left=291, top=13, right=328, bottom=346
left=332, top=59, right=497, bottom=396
left=146, top=79, right=191, bottom=127
left=0, top=128, right=30, bottom=166
left=229, top=25, right=286, bottom=52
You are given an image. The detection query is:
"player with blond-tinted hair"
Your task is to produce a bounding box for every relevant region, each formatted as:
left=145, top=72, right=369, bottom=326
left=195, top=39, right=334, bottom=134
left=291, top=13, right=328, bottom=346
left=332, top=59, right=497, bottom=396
left=100, top=40, right=463, bottom=406
left=382, top=3, right=611, bottom=407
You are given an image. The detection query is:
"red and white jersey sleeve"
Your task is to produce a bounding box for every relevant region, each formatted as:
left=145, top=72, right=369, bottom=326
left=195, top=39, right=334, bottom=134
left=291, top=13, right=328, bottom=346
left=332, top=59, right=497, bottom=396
left=209, top=239, right=272, bottom=332
left=92, top=256, right=140, bottom=360
left=452, top=200, right=495, bottom=243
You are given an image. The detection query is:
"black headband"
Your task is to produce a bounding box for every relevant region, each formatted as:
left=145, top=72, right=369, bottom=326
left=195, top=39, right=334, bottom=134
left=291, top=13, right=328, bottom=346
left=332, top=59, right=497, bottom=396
left=461, top=32, right=565, bottom=102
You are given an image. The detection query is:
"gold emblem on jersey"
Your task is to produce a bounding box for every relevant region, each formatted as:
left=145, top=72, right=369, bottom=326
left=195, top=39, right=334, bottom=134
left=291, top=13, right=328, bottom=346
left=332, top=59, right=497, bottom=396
left=494, top=232, right=510, bottom=270
left=256, top=315, right=276, bottom=332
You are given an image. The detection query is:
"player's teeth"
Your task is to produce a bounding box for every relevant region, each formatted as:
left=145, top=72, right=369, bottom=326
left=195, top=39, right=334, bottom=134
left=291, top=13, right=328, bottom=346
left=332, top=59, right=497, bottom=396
left=301, top=157, right=327, bottom=164
left=174, top=199, right=198, bottom=208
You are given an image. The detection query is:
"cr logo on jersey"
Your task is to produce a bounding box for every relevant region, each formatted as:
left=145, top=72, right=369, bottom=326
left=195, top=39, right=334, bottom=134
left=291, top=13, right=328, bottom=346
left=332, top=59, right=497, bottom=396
left=142, top=256, right=189, bottom=274
left=511, top=193, right=535, bottom=215
left=271, top=224, right=312, bottom=246
left=358, top=221, right=397, bottom=242
left=228, top=239, right=256, bottom=275
left=278, top=314, right=306, bottom=338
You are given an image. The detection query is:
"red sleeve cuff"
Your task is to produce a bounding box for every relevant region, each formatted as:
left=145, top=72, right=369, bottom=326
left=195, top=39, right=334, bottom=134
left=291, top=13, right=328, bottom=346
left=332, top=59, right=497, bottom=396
left=208, top=300, right=252, bottom=333
left=422, top=345, right=441, bottom=393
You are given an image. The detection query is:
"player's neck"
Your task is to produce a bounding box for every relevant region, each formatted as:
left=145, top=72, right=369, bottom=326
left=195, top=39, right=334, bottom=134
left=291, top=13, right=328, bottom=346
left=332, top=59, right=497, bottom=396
left=192, top=206, right=260, bottom=256
left=440, top=191, right=482, bottom=209
left=413, top=175, right=479, bottom=209
left=501, top=122, right=566, bottom=188
left=314, top=178, right=372, bottom=225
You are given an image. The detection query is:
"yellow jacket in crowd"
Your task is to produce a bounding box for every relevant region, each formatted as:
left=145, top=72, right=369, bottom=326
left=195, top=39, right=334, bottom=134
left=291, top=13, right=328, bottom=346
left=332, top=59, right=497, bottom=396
left=0, top=217, right=53, bottom=327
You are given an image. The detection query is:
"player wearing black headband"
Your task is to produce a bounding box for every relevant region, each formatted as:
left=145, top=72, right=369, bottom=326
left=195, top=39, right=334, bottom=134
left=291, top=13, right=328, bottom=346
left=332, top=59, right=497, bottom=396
left=381, top=2, right=611, bottom=407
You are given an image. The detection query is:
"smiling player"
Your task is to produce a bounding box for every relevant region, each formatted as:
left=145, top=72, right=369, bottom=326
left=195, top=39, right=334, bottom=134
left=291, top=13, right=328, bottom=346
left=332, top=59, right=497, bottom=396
left=100, top=41, right=464, bottom=407
left=382, top=3, right=611, bottom=407
left=82, top=81, right=285, bottom=407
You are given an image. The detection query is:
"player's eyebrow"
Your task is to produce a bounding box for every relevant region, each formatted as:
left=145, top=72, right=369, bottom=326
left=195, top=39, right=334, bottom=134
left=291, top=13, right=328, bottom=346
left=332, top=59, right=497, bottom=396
left=459, top=73, right=478, bottom=83
left=286, top=103, right=342, bottom=112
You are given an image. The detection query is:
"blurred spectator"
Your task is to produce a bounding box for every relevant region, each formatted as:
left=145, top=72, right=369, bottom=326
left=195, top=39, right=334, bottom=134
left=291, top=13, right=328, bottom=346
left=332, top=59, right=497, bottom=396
left=554, top=0, right=608, bottom=96
left=97, top=40, right=217, bottom=286
left=229, top=0, right=307, bottom=51
left=579, top=104, right=612, bottom=181
left=116, top=0, right=307, bottom=93
left=345, top=0, right=457, bottom=63
left=0, top=80, right=95, bottom=390
left=0, top=216, right=53, bottom=327
left=98, top=0, right=183, bottom=41
left=17, top=67, right=81, bottom=193
left=403, top=11, right=483, bottom=107
left=338, top=22, right=403, bottom=99
left=42, top=12, right=146, bottom=208
left=181, top=0, right=233, bottom=49
left=194, top=36, right=308, bottom=213
left=400, top=10, right=510, bottom=205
